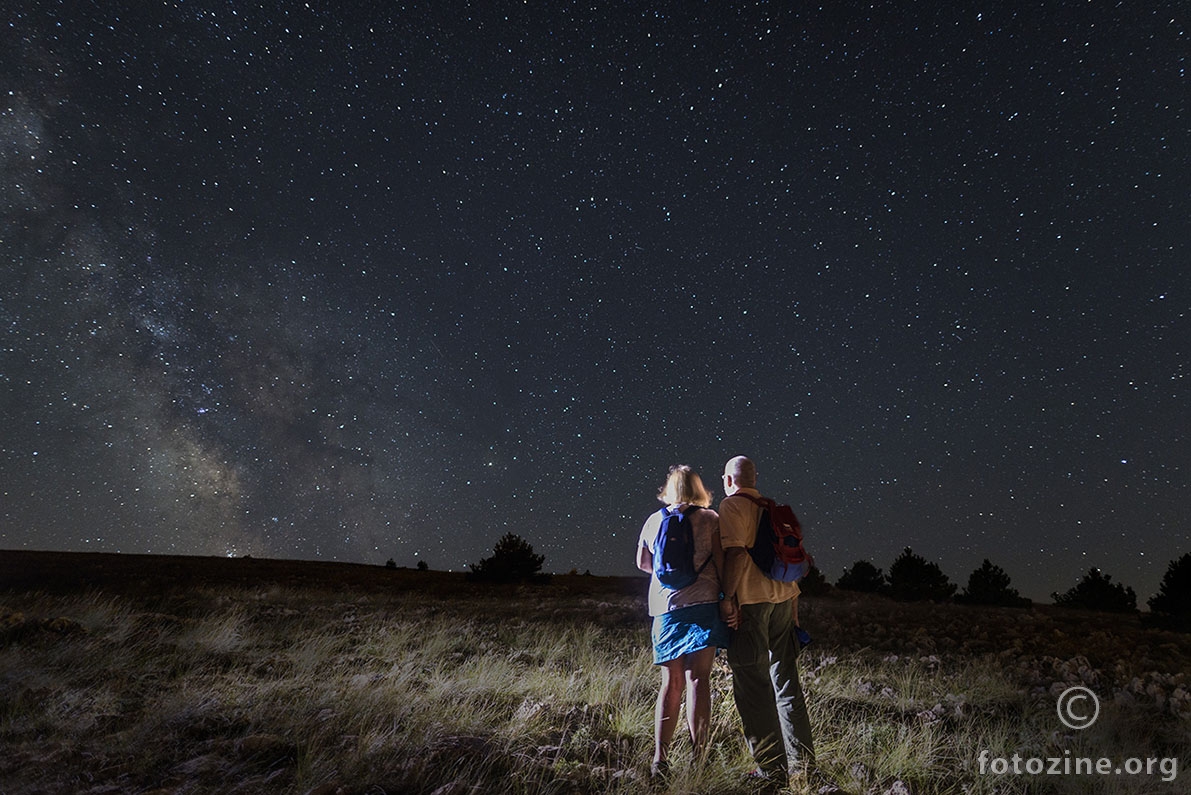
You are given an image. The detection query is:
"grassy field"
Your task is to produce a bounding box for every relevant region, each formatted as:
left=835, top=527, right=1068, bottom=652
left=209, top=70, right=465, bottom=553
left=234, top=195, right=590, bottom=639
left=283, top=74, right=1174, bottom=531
left=1, top=551, right=1188, bottom=794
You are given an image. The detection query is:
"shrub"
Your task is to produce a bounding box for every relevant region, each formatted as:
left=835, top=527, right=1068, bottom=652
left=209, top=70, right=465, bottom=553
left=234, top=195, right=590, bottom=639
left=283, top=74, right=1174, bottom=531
left=1146, top=553, right=1191, bottom=631
left=957, top=559, right=1030, bottom=608
left=836, top=560, right=887, bottom=593
left=1052, top=568, right=1137, bottom=613
left=384, top=558, right=397, bottom=570
left=416, top=560, right=429, bottom=572
left=887, top=548, right=956, bottom=603
left=468, top=533, right=546, bottom=583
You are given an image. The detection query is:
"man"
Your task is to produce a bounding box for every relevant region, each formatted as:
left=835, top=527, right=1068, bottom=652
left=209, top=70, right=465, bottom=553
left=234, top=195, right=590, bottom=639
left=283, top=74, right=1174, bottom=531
left=718, top=455, right=814, bottom=789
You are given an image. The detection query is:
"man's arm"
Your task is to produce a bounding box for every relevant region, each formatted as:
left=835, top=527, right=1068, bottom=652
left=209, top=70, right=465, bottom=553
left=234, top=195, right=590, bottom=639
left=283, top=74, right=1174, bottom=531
left=710, top=518, right=725, bottom=582
left=719, top=546, right=748, bottom=628
left=718, top=496, right=753, bottom=629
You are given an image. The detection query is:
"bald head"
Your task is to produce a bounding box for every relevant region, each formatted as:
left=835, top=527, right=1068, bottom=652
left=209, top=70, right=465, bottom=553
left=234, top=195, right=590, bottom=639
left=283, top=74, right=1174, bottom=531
left=723, top=455, right=756, bottom=494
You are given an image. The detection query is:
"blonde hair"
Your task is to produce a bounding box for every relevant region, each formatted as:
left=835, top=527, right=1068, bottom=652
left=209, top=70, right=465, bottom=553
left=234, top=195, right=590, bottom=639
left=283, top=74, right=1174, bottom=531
left=657, top=464, right=713, bottom=508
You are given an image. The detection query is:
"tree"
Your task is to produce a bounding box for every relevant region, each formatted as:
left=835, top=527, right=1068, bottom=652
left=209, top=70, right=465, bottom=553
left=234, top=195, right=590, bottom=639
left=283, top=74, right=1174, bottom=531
left=887, top=548, right=956, bottom=602
left=836, top=560, right=887, bottom=593
left=958, top=559, right=1030, bottom=608
left=797, top=565, right=830, bottom=596
left=1052, top=569, right=1137, bottom=613
left=416, top=560, right=429, bottom=572
left=1146, top=553, right=1191, bottom=631
left=468, top=533, right=546, bottom=583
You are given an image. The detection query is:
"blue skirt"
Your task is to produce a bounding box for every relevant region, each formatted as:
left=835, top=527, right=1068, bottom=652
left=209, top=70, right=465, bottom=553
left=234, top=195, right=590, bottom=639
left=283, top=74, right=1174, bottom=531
left=651, top=602, right=731, bottom=664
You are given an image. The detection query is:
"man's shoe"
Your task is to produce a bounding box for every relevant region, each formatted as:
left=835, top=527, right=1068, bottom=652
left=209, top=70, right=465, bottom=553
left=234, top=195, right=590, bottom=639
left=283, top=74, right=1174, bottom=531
left=744, top=767, right=787, bottom=792
left=805, top=767, right=850, bottom=795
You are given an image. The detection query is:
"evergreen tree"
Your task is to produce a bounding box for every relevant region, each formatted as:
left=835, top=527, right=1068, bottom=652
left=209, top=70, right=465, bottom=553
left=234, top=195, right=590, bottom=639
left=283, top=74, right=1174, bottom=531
left=469, top=533, right=546, bottom=583
left=1052, top=568, right=1137, bottom=613
left=887, top=548, right=956, bottom=602
left=798, top=565, right=830, bottom=596
left=958, top=559, right=1030, bottom=607
left=1146, top=553, right=1191, bottom=631
left=836, top=560, right=887, bottom=593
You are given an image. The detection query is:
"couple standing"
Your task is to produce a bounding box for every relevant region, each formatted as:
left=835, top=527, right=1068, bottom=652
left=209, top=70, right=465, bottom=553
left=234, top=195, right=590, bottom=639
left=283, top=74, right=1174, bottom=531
left=636, top=455, right=814, bottom=791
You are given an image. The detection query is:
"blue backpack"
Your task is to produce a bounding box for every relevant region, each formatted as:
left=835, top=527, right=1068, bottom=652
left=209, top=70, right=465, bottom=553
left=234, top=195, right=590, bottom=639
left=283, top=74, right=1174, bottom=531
left=653, top=506, right=710, bottom=590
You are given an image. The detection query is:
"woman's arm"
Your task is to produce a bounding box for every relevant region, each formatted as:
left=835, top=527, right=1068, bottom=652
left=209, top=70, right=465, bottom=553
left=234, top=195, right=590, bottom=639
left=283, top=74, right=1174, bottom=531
left=636, top=543, right=653, bottom=574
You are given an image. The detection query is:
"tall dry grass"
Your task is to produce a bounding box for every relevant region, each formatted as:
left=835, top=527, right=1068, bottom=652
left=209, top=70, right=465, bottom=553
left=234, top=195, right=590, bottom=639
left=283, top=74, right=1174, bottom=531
left=1, top=582, right=1187, bottom=794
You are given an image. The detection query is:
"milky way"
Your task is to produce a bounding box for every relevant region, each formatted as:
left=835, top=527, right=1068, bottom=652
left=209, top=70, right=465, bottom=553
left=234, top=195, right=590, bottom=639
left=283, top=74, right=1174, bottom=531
left=2, top=1, right=1187, bottom=601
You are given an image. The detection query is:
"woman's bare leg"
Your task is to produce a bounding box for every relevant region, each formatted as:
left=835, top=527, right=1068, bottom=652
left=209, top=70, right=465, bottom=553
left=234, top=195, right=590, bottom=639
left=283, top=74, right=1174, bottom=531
left=684, top=646, right=717, bottom=756
left=654, top=659, right=686, bottom=768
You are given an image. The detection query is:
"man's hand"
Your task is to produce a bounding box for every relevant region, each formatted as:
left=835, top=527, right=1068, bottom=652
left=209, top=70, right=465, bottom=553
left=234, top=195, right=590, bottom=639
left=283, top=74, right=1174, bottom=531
left=719, top=595, right=740, bottom=629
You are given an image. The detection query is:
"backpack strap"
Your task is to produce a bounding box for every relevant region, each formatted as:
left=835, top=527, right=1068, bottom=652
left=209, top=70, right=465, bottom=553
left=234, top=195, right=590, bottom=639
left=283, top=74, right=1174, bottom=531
left=731, top=492, right=775, bottom=511
left=727, top=492, right=773, bottom=545
left=652, top=507, right=672, bottom=552
left=660, top=504, right=701, bottom=518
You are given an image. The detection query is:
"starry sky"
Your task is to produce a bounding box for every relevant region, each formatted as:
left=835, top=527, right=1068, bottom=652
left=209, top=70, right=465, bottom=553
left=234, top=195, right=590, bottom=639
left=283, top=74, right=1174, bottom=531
left=2, top=1, right=1186, bottom=602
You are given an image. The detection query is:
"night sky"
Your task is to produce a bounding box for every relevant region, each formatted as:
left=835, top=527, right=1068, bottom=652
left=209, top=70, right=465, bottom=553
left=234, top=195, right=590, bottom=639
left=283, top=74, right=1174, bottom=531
left=2, top=2, right=1186, bottom=602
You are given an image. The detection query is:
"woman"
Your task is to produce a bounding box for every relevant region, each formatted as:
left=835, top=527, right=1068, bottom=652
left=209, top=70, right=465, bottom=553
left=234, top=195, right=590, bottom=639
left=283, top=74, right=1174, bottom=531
left=636, top=465, right=730, bottom=778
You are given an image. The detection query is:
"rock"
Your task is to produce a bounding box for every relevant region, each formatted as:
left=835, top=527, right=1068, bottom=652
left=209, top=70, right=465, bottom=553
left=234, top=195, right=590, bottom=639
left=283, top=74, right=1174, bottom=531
left=43, top=617, right=87, bottom=635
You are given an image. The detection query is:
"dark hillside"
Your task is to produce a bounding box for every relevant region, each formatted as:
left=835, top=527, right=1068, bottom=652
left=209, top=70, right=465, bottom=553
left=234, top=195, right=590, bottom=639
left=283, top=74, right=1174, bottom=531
left=0, top=549, right=646, bottom=598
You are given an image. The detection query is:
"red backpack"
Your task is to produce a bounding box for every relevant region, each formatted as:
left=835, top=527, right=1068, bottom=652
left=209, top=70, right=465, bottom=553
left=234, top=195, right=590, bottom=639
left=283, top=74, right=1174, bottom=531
left=734, top=493, right=813, bottom=582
